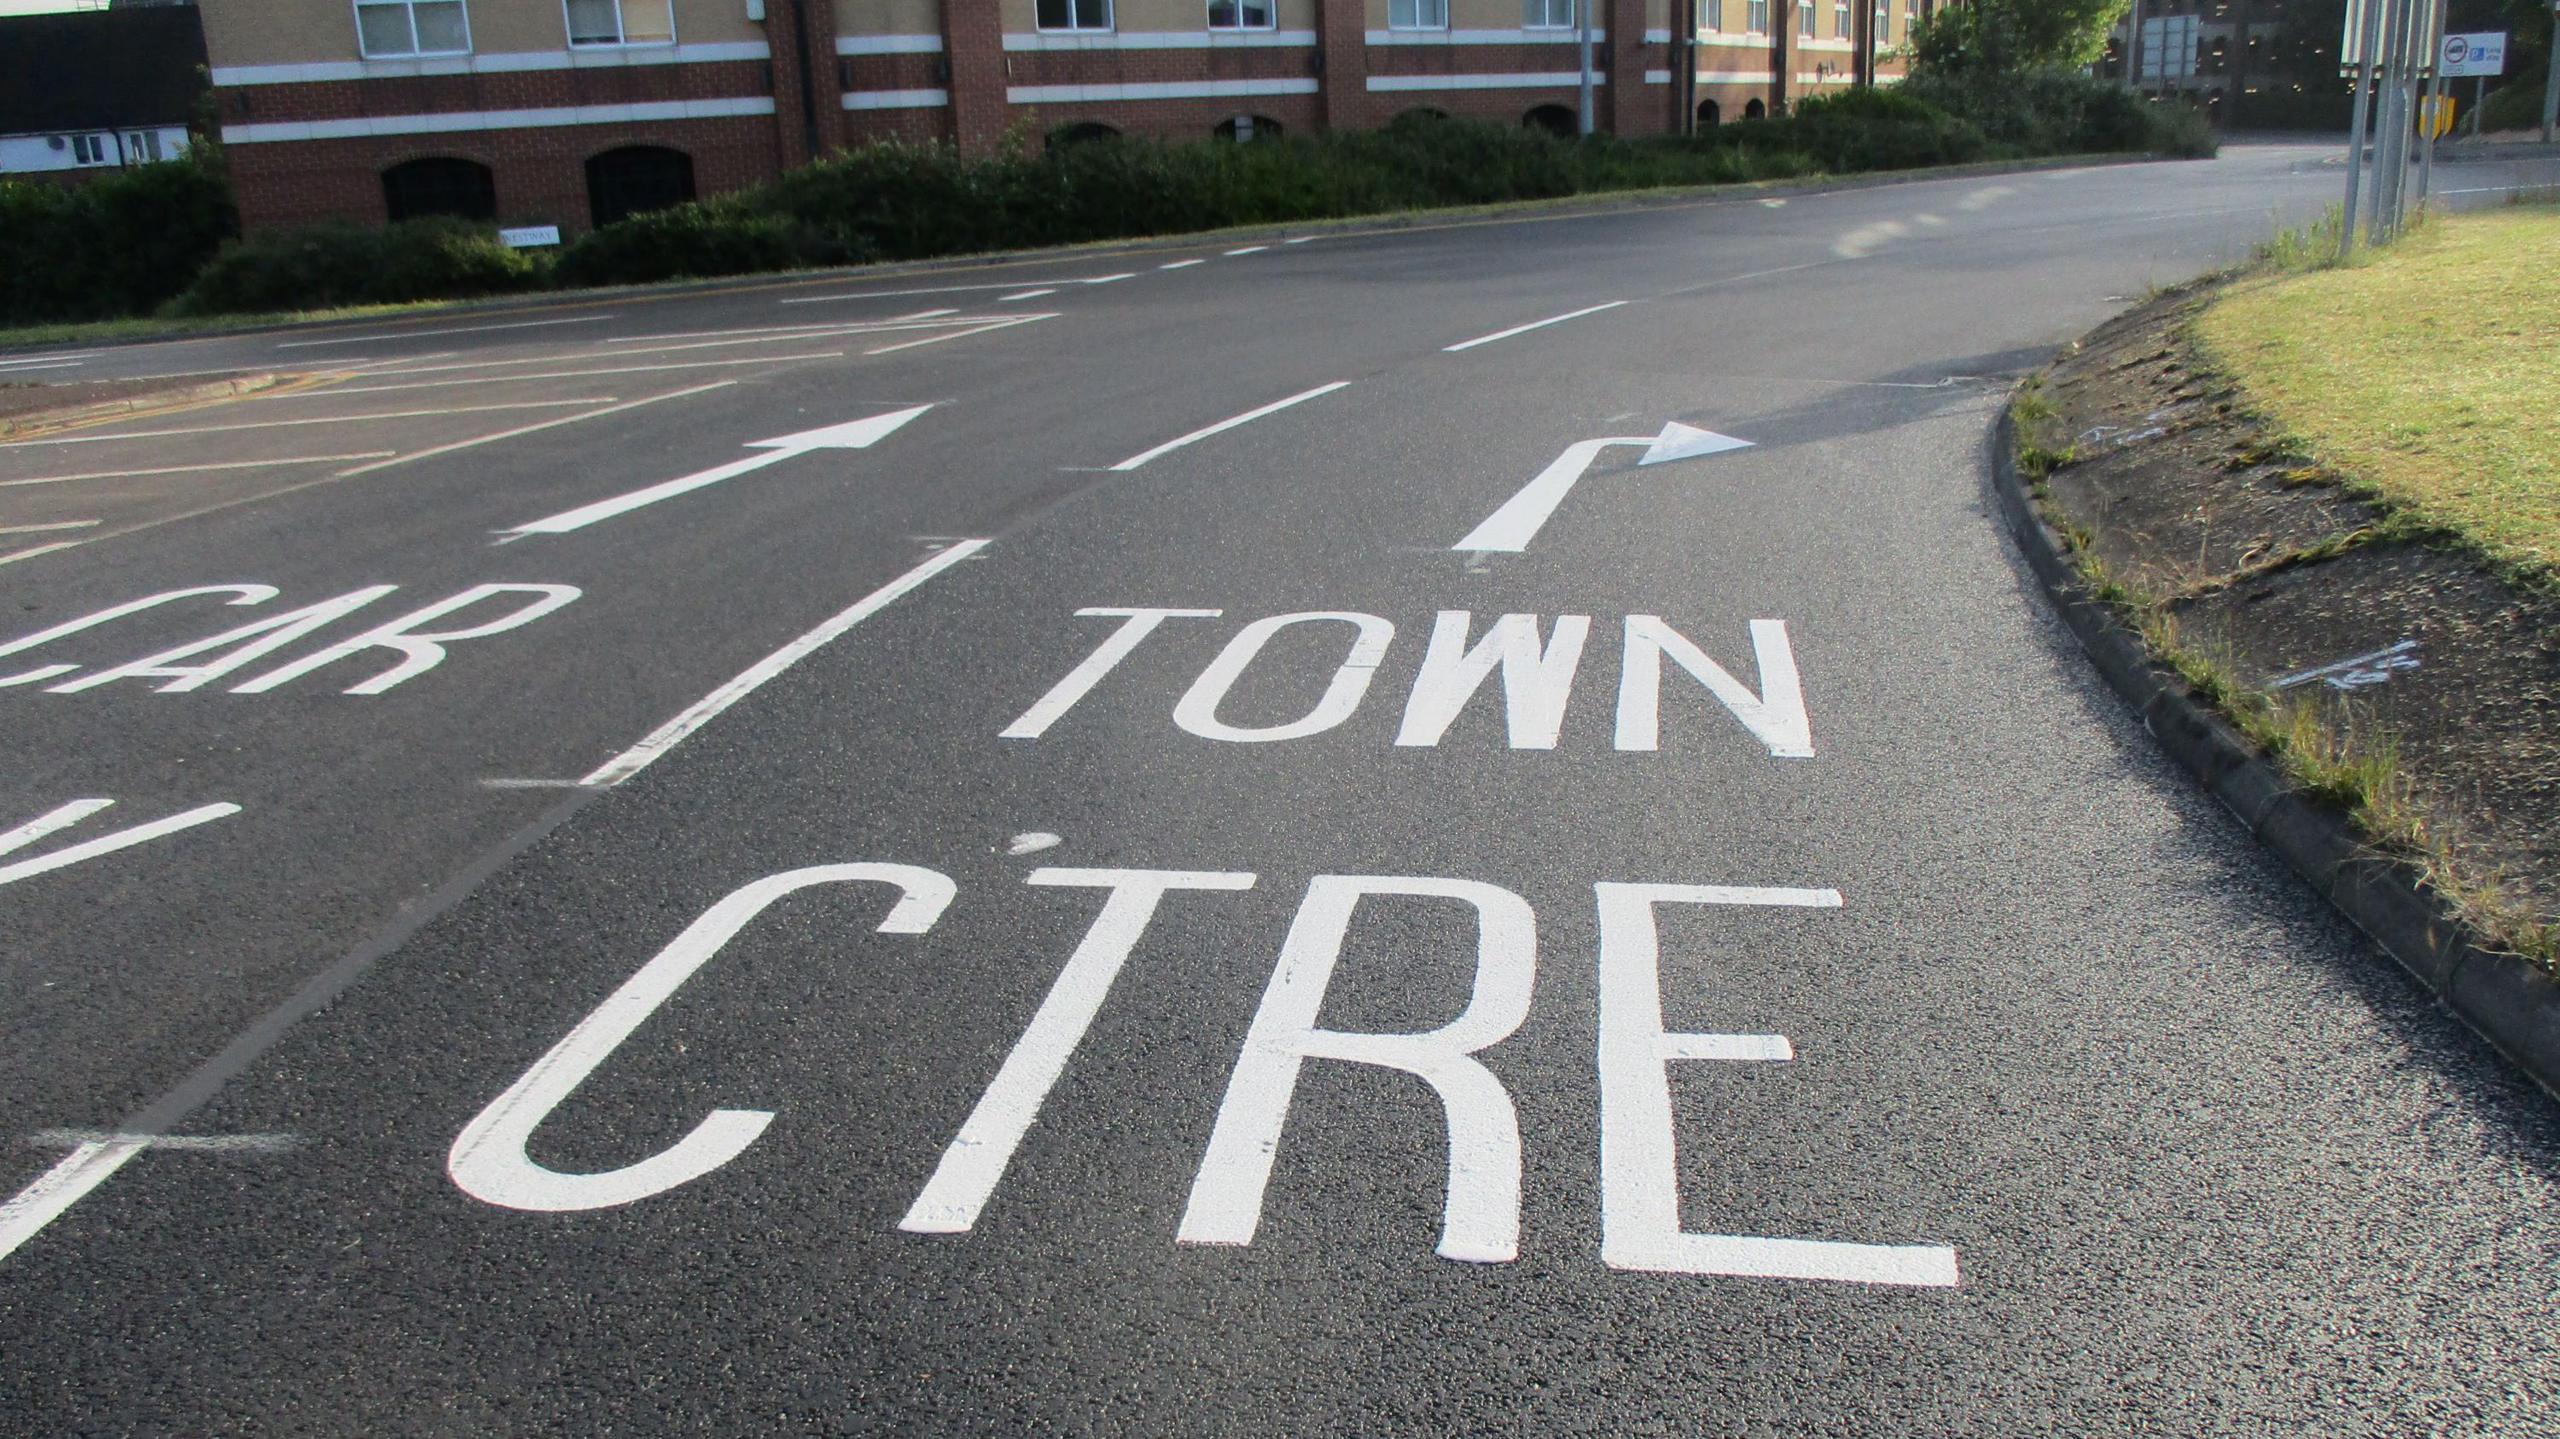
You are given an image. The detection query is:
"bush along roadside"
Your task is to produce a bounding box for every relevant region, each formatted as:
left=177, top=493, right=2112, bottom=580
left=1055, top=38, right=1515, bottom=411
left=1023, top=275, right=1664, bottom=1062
left=1997, top=221, right=2560, bottom=1081
left=11, top=86, right=2213, bottom=330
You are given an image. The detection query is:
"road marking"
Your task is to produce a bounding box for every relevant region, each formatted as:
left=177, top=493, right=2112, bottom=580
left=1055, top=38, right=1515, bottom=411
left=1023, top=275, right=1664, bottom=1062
left=0, top=360, right=84, bottom=374
left=1159, top=258, right=1206, bottom=270
left=1002, top=608, right=1224, bottom=739
left=0, top=798, right=240, bottom=887
left=0, top=520, right=101, bottom=536
left=2275, top=637, right=2420, bottom=691
left=1175, top=612, right=1395, bottom=743
left=904, top=868, right=1257, bottom=1234
left=781, top=277, right=1128, bottom=306
left=1081, top=273, right=1136, bottom=285
left=480, top=778, right=604, bottom=791
left=362, top=320, right=980, bottom=370
left=579, top=540, right=988, bottom=787
left=1224, top=246, right=1269, bottom=256
left=1396, top=611, right=1589, bottom=749
left=30, top=1129, right=301, bottom=1154
left=893, top=307, right=960, bottom=320
left=1442, top=300, right=1629, bottom=353
left=0, top=541, right=84, bottom=567
left=1006, top=832, right=1061, bottom=855
left=276, top=315, right=611, bottom=349
left=0, top=454, right=398, bottom=488
left=999, top=288, right=1058, bottom=303
left=1596, top=883, right=1959, bottom=1286
left=501, top=404, right=931, bottom=538
left=334, top=382, right=734, bottom=478
left=292, top=353, right=849, bottom=395
left=0, top=399, right=615, bottom=448
left=0, top=349, right=102, bottom=363
left=1109, top=380, right=1350, bottom=471
left=1455, top=422, right=1751, bottom=553
left=0, top=1140, right=147, bottom=1263
left=864, top=313, right=1052, bottom=356
left=1283, top=236, right=1318, bottom=244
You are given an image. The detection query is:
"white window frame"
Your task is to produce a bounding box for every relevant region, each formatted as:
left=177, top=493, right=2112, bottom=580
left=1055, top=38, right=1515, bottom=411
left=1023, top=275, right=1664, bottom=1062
left=1388, top=0, right=1449, bottom=28
left=1834, top=0, right=1849, bottom=39
left=1207, top=0, right=1275, bottom=31
left=1524, top=0, right=1576, bottom=31
left=1034, top=0, right=1115, bottom=33
left=562, top=0, right=675, bottom=49
left=1746, top=0, right=1769, bottom=33
left=1799, top=0, right=1817, bottom=38
left=354, top=0, right=473, bottom=59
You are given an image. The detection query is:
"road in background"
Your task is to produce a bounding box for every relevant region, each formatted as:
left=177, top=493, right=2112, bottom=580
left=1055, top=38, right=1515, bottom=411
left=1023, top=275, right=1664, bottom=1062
left=4, top=144, right=2557, bottom=1434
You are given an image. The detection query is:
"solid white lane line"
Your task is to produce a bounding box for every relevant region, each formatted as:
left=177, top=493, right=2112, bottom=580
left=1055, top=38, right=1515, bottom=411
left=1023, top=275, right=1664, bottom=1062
left=1442, top=300, right=1629, bottom=353
left=891, top=307, right=960, bottom=320
left=999, top=288, right=1058, bottom=302
left=0, top=802, right=239, bottom=887
left=781, top=277, right=1122, bottom=306
left=0, top=349, right=103, bottom=363
left=0, top=361, right=84, bottom=374
left=0, top=799, right=113, bottom=858
left=1223, top=245, right=1269, bottom=256
left=276, top=315, right=611, bottom=349
left=333, top=381, right=733, bottom=478
left=1159, top=258, right=1206, bottom=269
left=580, top=539, right=989, bottom=787
left=1109, top=381, right=1351, bottom=472
left=863, top=313, right=1052, bottom=356
left=0, top=454, right=396, bottom=487
left=1, top=399, right=615, bottom=447
left=0, top=542, right=85, bottom=567
left=0, top=1141, right=147, bottom=1263
left=0, top=520, right=101, bottom=536
left=30, top=1129, right=302, bottom=1154
left=290, top=353, right=848, bottom=395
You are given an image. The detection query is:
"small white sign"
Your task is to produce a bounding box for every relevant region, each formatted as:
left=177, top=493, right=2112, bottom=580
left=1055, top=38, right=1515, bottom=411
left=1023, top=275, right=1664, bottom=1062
left=2440, top=32, right=2507, bottom=78
left=499, top=224, right=562, bottom=249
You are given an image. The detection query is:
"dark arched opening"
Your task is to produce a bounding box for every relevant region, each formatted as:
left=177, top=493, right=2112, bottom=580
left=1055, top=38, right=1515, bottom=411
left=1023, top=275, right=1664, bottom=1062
left=1696, top=98, right=1722, bottom=127
left=1523, top=104, right=1576, bottom=138
left=382, top=156, right=496, bottom=224
left=585, top=145, right=695, bottom=230
left=1743, top=97, right=1767, bottom=120
left=1046, top=122, right=1123, bottom=150
left=1214, top=114, right=1284, bottom=143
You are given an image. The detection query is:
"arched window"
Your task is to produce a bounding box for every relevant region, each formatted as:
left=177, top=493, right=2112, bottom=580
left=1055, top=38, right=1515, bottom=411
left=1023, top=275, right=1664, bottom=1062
left=1697, top=98, right=1722, bottom=127
left=1046, top=122, right=1123, bottom=149
left=1743, top=97, right=1767, bottom=120
left=1523, top=104, right=1576, bottom=137
left=382, top=156, right=496, bottom=223
left=585, top=145, right=695, bottom=229
left=1213, top=114, right=1283, bottom=143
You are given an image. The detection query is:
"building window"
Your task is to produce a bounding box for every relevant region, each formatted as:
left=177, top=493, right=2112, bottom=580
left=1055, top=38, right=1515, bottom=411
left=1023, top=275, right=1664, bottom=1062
left=1035, top=0, right=1112, bottom=31
left=565, top=0, right=673, bottom=47
left=1214, top=114, right=1283, bottom=141
left=1207, top=0, right=1272, bottom=28
left=1047, top=121, right=1122, bottom=148
left=1746, top=0, right=1768, bottom=32
left=1834, top=0, right=1848, bottom=37
left=1697, top=98, right=1721, bottom=125
left=1874, top=0, right=1889, bottom=42
left=586, top=145, right=694, bottom=228
left=355, top=0, right=470, bottom=58
left=1800, top=0, right=1817, bottom=37
left=383, top=157, right=497, bottom=223
left=1524, top=0, right=1575, bottom=29
left=1389, top=0, right=1448, bottom=27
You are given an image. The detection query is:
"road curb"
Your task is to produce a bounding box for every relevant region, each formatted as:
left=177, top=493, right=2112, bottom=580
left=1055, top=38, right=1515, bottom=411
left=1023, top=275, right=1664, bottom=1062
left=1988, top=401, right=2560, bottom=1098
left=0, top=372, right=292, bottom=439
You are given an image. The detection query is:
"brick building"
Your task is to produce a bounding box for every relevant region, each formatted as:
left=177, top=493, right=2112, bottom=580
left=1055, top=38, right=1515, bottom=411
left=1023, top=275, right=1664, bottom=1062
left=203, top=0, right=1927, bottom=236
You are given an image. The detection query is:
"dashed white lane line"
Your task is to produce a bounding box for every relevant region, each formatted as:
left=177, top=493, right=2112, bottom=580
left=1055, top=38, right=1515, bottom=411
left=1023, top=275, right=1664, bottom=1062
left=0, top=520, right=101, bottom=536
left=0, top=454, right=396, bottom=487
left=781, top=276, right=1124, bottom=306
left=1224, top=245, right=1269, bottom=256
left=1160, top=258, right=1206, bottom=270
left=579, top=539, right=991, bottom=787
left=1108, top=380, right=1352, bottom=472
left=0, top=399, right=617, bottom=447
left=0, top=361, right=84, bottom=375
left=1283, top=236, right=1318, bottom=244
left=1442, top=300, right=1629, bottom=353
left=1081, top=273, right=1137, bottom=285
left=276, top=315, right=612, bottom=349
left=1000, top=288, right=1059, bottom=303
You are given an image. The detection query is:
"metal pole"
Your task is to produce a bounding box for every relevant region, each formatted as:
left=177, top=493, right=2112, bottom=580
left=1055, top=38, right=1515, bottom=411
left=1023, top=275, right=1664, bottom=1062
left=1578, top=0, right=1596, bottom=137
left=2385, top=0, right=2423, bottom=235
left=2127, top=0, right=2145, bottom=94
left=2544, top=0, right=2560, bottom=143
left=2416, top=0, right=2443, bottom=209
left=2369, top=0, right=2409, bottom=244
left=2341, top=0, right=2383, bottom=261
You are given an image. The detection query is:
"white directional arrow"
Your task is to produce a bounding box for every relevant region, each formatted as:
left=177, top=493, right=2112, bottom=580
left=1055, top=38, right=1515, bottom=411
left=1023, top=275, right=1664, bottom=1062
left=1454, top=420, right=1753, bottom=553
left=501, top=405, right=933, bottom=538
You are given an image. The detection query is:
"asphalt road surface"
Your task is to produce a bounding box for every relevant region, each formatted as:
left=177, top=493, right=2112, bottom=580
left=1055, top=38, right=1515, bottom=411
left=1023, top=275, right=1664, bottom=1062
left=6, top=144, right=2560, bottom=1435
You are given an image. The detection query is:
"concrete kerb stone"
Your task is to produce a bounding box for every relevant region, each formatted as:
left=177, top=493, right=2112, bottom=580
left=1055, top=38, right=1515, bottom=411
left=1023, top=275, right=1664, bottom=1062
left=1987, top=400, right=2560, bottom=1101
left=0, top=373, right=292, bottom=440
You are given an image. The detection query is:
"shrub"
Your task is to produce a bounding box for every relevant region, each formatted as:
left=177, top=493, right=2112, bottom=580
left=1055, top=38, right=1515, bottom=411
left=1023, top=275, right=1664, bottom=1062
left=169, top=217, right=542, bottom=316
left=1903, top=69, right=2217, bottom=157
left=2477, top=79, right=2546, bottom=134
left=0, top=148, right=235, bottom=325
left=1791, top=86, right=1991, bottom=169
left=554, top=202, right=814, bottom=287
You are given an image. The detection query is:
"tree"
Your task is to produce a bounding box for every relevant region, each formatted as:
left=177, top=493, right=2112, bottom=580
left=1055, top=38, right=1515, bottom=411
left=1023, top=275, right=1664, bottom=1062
left=1909, top=0, right=2137, bottom=77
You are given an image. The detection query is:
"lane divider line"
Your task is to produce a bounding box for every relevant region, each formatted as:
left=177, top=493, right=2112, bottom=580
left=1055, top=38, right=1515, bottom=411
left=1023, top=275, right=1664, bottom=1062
left=333, top=382, right=735, bottom=478
left=1223, top=245, right=1269, bottom=257
left=0, top=541, right=87, bottom=568
left=0, top=454, right=398, bottom=488
left=1442, top=300, right=1629, bottom=353
left=286, top=353, right=849, bottom=397
left=999, top=288, right=1058, bottom=303
left=1109, top=381, right=1352, bottom=472
left=0, top=399, right=617, bottom=449
left=0, top=1141, right=147, bottom=1264
left=0, top=520, right=101, bottom=536
left=1159, top=258, right=1206, bottom=270
left=580, top=539, right=990, bottom=788
left=864, top=313, right=1053, bottom=357
left=29, top=1130, right=302, bottom=1154
left=276, top=315, right=612, bottom=349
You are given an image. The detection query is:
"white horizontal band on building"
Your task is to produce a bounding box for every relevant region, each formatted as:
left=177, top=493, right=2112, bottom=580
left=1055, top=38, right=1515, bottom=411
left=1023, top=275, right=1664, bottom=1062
left=1365, top=72, right=1609, bottom=91
left=220, top=97, right=777, bottom=145
left=1007, top=78, right=1320, bottom=103
left=1695, top=69, right=1778, bottom=83
left=844, top=89, right=951, bottom=110
left=1364, top=28, right=1609, bottom=44
left=210, top=41, right=768, bottom=87
left=1004, top=29, right=1318, bottom=50
left=836, top=35, right=944, bottom=55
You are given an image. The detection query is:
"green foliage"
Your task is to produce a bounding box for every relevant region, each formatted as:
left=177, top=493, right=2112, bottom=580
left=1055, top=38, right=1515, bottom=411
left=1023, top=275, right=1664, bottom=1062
left=1903, top=69, right=2216, bottom=157
left=170, top=217, right=544, bottom=316
left=1907, top=0, right=2125, bottom=76
left=551, top=201, right=809, bottom=286
left=2477, top=78, right=2547, bottom=133
left=0, top=147, right=236, bottom=324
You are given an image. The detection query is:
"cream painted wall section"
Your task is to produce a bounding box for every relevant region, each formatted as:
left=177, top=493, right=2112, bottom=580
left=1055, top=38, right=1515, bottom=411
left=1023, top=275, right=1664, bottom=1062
left=839, top=0, right=942, bottom=37
left=201, top=0, right=357, bottom=67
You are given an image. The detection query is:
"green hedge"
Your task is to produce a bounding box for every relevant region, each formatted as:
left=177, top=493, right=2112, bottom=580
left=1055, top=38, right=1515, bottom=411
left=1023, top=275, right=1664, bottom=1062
left=1900, top=69, right=2216, bottom=158
left=169, top=217, right=548, bottom=316
left=0, top=149, right=235, bottom=324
